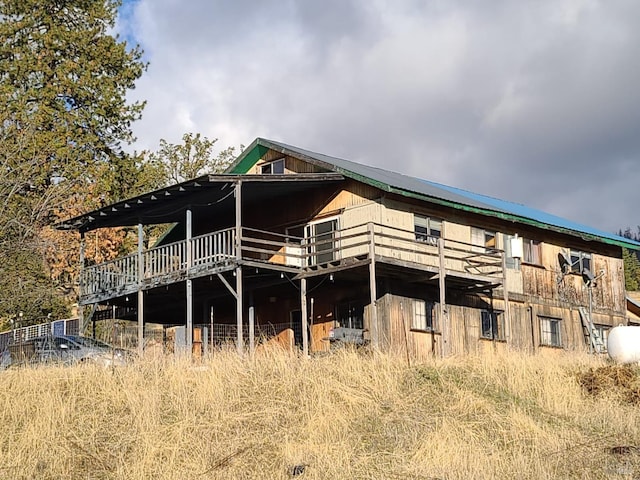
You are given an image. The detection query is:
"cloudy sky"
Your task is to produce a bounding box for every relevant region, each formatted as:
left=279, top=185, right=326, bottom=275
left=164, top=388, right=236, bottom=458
left=116, top=0, right=640, bottom=236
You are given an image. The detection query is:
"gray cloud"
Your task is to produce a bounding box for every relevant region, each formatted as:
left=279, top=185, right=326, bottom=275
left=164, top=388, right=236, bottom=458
left=119, top=0, right=640, bottom=234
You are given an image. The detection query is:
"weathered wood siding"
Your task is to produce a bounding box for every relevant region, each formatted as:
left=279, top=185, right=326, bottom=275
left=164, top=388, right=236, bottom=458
left=375, top=292, right=442, bottom=360
left=521, top=244, right=626, bottom=318
left=376, top=195, right=626, bottom=318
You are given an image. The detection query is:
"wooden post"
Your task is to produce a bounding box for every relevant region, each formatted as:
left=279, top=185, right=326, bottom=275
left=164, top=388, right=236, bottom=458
left=248, top=293, right=255, bottom=356
left=137, top=223, right=144, bottom=358
left=193, top=327, right=202, bottom=360
left=438, top=237, right=448, bottom=357
left=301, top=277, right=308, bottom=356
left=186, top=208, right=193, bottom=350
left=235, top=181, right=243, bottom=355
left=502, top=251, right=511, bottom=346
left=78, top=232, right=86, bottom=334
left=368, top=222, right=378, bottom=349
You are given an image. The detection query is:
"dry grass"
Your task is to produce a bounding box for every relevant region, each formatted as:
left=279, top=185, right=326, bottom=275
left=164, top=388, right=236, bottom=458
left=1, top=347, right=640, bottom=479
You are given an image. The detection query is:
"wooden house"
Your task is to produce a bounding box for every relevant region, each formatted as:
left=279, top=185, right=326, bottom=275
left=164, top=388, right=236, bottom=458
left=57, top=138, right=640, bottom=358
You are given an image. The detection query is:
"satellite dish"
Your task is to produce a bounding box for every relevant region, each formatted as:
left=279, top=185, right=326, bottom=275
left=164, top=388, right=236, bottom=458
left=558, top=252, right=571, bottom=274
left=582, top=268, right=596, bottom=287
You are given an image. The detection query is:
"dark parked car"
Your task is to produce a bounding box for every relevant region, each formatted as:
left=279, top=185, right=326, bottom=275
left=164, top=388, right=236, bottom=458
left=3, top=335, right=129, bottom=368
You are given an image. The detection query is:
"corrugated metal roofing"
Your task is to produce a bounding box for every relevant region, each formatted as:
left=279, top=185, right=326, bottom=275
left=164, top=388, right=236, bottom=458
left=230, top=138, right=640, bottom=250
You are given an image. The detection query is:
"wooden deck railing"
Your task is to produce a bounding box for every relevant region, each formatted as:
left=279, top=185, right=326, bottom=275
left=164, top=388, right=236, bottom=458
left=79, top=223, right=505, bottom=303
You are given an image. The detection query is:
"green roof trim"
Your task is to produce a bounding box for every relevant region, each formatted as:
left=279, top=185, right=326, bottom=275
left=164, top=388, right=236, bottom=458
left=229, top=141, right=269, bottom=174
left=228, top=138, right=640, bottom=251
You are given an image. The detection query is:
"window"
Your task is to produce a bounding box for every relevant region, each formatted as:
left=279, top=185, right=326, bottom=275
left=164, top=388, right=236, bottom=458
left=539, top=316, right=562, bottom=347
left=411, top=299, right=435, bottom=331
left=260, top=158, right=285, bottom=174
left=523, top=238, right=542, bottom=265
left=305, top=218, right=339, bottom=265
left=480, top=310, right=505, bottom=340
left=414, top=215, right=442, bottom=245
left=570, top=250, right=592, bottom=273
left=336, top=302, right=364, bottom=330
left=471, top=228, right=496, bottom=253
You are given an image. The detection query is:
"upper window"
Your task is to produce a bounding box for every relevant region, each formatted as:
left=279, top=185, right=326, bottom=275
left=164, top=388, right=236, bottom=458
left=411, top=299, right=435, bottom=331
left=414, top=215, right=442, bottom=245
left=471, top=228, right=497, bottom=253
left=260, top=158, right=285, bottom=174
left=480, top=310, right=505, bottom=340
left=305, top=218, right=339, bottom=265
left=539, top=316, right=562, bottom=347
left=523, top=239, right=542, bottom=265
left=570, top=250, right=592, bottom=273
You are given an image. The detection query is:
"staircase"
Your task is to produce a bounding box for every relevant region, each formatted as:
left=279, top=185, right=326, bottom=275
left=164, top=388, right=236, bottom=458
left=578, top=307, right=606, bottom=354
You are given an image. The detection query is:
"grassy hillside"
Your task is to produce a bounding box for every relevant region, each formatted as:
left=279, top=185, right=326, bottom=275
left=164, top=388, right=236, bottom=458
left=1, top=348, right=639, bottom=479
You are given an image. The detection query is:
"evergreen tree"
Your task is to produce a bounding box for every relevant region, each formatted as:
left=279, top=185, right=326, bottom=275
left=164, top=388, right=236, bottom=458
left=0, top=0, right=146, bottom=325
left=623, top=248, right=640, bottom=291
left=619, top=227, right=640, bottom=291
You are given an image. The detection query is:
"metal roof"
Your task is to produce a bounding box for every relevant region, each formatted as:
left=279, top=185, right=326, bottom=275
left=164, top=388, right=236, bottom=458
left=230, top=138, right=640, bottom=250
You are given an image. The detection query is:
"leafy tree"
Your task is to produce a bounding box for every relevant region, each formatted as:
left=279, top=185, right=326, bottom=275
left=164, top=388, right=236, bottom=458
left=147, top=133, right=238, bottom=186
left=0, top=0, right=146, bottom=325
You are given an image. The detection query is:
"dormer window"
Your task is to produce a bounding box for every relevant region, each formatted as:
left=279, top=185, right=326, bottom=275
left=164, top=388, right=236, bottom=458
left=261, top=158, right=285, bottom=174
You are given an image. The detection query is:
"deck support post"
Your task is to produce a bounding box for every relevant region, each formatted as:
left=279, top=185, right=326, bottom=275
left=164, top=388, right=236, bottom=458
left=235, top=181, right=243, bottom=355
left=301, top=277, right=308, bottom=356
left=137, top=223, right=144, bottom=358
left=502, top=251, right=511, bottom=345
left=438, top=237, right=448, bottom=357
left=78, top=232, right=86, bottom=334
left=248, top=293, right=255, bottom=356
left=368, top=223, right=379, bottom=349
left=186, top=208, right=193, bottom=351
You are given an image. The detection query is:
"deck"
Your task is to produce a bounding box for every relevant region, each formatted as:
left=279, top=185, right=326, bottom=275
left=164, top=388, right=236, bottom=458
left=79, top=223, right=505, bottom=305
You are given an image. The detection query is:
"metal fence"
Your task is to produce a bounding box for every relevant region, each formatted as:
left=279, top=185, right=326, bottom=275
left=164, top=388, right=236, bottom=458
left=207, top=321, right=303, bottom=345
left=0, top=318, right=79, bottom=352
left=1, top=318, right=306, bottom=355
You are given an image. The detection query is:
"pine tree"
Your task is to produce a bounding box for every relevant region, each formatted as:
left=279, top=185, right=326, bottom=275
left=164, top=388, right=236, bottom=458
left=623, top=248, right=640, bottom=291
left=0, top=0, right=146, bottom=325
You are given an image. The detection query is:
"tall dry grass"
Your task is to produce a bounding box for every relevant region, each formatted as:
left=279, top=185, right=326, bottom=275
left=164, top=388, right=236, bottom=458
left=1, top=347, right=639, bottom=479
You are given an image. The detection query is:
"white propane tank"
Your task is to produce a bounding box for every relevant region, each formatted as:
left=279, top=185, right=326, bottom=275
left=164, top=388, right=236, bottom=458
left=607, top=325, right=640, bottom=364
